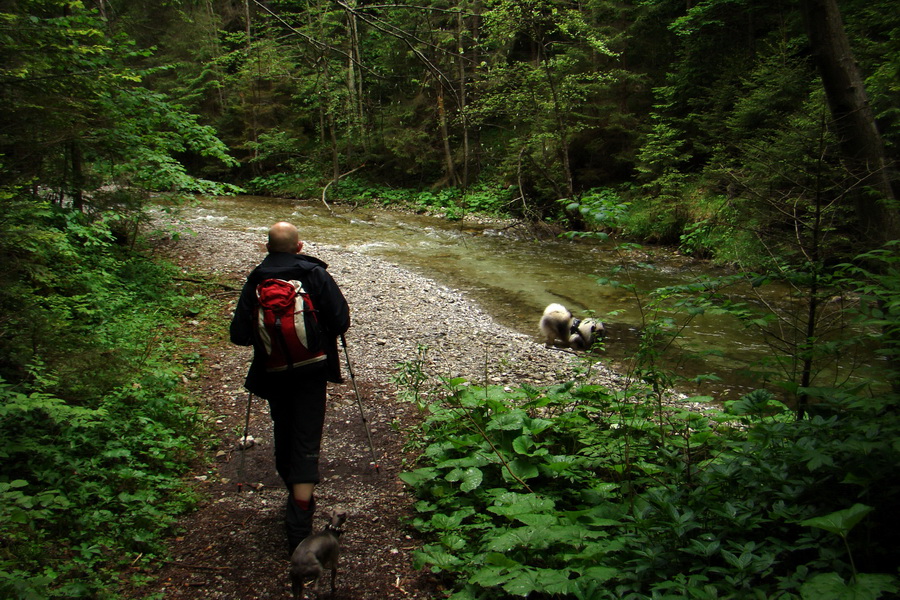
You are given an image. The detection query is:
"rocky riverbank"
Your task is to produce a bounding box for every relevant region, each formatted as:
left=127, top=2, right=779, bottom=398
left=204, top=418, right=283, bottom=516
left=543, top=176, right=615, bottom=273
left=157, top=217, right=626, bottom=389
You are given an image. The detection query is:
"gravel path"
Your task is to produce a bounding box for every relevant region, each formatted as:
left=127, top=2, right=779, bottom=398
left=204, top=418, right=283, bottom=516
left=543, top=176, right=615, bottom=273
left=133, top=215, right=626, bottom=599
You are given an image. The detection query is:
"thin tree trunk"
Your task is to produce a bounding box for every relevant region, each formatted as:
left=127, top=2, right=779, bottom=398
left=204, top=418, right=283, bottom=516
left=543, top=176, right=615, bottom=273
left=437, top=88, right=457, bottom=186
left=346, top=4, right=366, bottom=151
left=799, top=0, right=898, bottom=247
left=346, top=5, right=359, bottom=149
left=328, top=112, right=340, bottom=181
left=542, top=60, right=574, bottom=199
left=206, top=0, right=227, bottom=112
left=458, top=8, right=469, bottom=189
left=70, top=141, right=84, bottom=211
left=243, top=0, right=251, bottom=46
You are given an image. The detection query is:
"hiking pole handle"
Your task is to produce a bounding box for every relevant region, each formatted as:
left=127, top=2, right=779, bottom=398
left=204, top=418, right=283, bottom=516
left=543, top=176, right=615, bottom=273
left=340, top=334, right=380, bottom=473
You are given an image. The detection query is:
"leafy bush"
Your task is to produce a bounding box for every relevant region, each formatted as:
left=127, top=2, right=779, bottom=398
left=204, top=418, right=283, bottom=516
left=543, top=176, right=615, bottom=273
left=246, top=171, right=320, bottom=198
left=399, top=374, right=899, bottom=599
left=562, top=187, right=631, bottom=237
left=326, top=177, right=516, bottom=218
left=0, top=195, right=208, bottom=598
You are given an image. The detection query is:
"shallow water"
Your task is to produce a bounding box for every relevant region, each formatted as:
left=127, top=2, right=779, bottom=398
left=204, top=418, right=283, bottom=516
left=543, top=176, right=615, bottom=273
left=180, top=195, right=876, bottom=401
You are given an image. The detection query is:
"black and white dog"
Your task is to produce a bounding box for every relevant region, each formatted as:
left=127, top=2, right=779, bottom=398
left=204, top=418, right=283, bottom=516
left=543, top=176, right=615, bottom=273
left=539, top=303, right=603, bottom=350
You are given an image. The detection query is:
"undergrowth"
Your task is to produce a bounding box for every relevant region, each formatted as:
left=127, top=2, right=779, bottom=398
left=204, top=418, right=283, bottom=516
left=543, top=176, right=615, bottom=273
left=398, top=375, right=899, bottom=599
left=319, top=176, right=517, bottom=219
left=0, top=195, right=213, bottom=598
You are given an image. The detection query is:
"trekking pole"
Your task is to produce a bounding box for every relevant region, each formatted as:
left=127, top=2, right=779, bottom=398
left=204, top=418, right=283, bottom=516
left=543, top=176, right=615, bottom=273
left=340, top=334, right=381, bottom=473
left=237, top=391, right=253, bottom=493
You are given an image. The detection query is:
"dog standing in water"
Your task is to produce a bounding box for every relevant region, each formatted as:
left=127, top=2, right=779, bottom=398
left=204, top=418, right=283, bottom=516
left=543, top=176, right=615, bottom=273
left=539, top=303, right=603, bottom=350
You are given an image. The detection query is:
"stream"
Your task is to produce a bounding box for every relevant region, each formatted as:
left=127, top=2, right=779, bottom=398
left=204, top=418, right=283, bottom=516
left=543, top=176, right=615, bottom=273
left=177, top=195, right=870, bottom=402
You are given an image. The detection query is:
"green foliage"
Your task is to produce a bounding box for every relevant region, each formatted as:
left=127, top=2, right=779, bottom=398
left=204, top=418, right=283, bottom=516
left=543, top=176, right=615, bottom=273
left=844, top=2, right=900, bottom=156
left=0, top=0, right=238, bottom=212
left=0, top=192, right=209, bottom=598
left=393, top=344, right=432, bottom=414
left=326, top=177, right=516, bottom=219
left=97, top=87, right=240, bottom=194
left=7, top=0, right=890, bottom=249
left=33, top=0, right=887, bottom=256
left=399, top=373, right=899, bottom=599
left=562, top=188, right=630, bottom=238
left=247, top=171, right=320, bottom=198
left=837, top=241, right=900, bottom=391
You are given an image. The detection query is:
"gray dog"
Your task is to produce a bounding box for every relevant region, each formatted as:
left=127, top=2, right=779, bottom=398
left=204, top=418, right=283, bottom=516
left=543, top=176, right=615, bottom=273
left=290, top=509, right=347, bottom=599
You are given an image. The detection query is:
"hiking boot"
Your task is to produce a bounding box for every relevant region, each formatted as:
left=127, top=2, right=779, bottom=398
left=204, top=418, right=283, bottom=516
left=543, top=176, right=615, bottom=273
left=285, top=494, right=315, bottom=554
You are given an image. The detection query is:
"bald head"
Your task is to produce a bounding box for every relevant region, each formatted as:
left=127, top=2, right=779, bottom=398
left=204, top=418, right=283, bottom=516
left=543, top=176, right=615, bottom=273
left=267, top=222, right=302, bottom=254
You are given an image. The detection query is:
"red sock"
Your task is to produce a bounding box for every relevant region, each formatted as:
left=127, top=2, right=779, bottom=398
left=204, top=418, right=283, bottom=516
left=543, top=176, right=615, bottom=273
left=293, top=497, right=312, bottom=510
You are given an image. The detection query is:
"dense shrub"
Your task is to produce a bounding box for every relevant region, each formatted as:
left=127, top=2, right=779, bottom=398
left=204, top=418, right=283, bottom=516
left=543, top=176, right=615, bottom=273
left=399, top=378, right=899, bottom=599
left=0, top=195, right=209, bottom=598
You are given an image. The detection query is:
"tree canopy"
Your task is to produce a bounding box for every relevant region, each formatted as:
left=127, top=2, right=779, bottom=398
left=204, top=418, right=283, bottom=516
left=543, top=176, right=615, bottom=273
left=3, top=0, right=895, bottom=259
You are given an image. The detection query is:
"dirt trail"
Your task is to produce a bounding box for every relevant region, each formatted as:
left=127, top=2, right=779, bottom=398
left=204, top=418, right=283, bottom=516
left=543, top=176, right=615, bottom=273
left=132, top=217, right=618, bottom=599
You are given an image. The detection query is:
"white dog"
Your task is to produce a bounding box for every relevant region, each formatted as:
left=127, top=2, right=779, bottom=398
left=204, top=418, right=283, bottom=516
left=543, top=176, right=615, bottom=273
left=539, top=303, right=603, bottom=350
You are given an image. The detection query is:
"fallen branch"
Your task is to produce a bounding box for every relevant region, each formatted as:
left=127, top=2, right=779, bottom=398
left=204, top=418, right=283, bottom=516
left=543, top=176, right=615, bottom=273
left=164, top=561, right=234, bottom=572
left=321, top=164, right=366, bottom=214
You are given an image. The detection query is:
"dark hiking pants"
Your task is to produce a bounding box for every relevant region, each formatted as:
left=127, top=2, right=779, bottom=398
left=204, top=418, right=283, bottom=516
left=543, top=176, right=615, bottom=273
left=267, top=371, right=328, bottom=487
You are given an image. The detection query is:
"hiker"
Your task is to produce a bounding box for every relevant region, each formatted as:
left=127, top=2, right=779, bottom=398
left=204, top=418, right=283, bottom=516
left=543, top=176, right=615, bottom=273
left=230, top=221, right=350, bottom=553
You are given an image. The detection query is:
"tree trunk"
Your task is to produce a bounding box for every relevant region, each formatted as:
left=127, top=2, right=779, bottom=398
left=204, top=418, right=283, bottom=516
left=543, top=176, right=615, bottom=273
left=458, top=7, right=469, bottom=189
left=799, top=0, right=898, bottom=247
left=346, top=3, right=366, bottom=152
left=70, top=141, right=84, bottom=211
left=437, top=88, right=458, bottom=186
left=800, top=0, right=900, bottom=395
left=243, top=0, right=251, bottom=46
left=328, top=111, right=340, bottom=181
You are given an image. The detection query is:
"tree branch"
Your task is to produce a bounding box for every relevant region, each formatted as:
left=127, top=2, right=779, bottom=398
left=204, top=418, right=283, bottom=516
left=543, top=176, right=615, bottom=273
left=321, top=164, right=367, bottom=214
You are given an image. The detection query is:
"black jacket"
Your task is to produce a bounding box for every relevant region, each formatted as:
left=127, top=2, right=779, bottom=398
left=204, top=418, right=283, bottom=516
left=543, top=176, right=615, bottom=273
left=230, top=252, right=351, bottom=397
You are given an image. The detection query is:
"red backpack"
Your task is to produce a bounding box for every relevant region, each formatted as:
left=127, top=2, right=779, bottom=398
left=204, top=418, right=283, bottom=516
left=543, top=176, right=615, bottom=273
left=255, top=278, right=326, bottom=372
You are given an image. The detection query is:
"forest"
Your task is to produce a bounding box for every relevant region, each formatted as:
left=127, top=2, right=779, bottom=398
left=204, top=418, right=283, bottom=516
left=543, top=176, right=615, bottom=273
left=1, top=0, right=898, bottom=598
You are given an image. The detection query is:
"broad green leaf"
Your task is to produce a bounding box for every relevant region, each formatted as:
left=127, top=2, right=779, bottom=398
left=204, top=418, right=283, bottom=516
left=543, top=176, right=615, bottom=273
left=512, top=435, right=534, bottom=455
left=801, top=504, right=873, bottom=536
left=460, top=467, right=483, bottom=492
left=399, top=468, right=440, bottom=488
left=469, top=566, right=516, bottom=588
left=506, top=458, right=539, bottom=481
left=502, top=568, right=544, bottom=596
left=484, top=552, right=520, bottom=568
left=431, top=513, right=465, bottom=530
left=525, top=417, right=554, bottom=435
left=484, top=527, right=550, bottom=551
left=801, top=572, right=898, bottom=600
left=514, top=513, right=557, bottom=528
left=413, top=544, right=465, bottom=572
left=487, top=411, right=527, bottom=431
left=579, top=566, right=619, bottom=582
left=534, top=568, right=578, bottom=595
left=440, top=533, right=468, bottom=551
left=488, top=493, right=555, bottom=517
